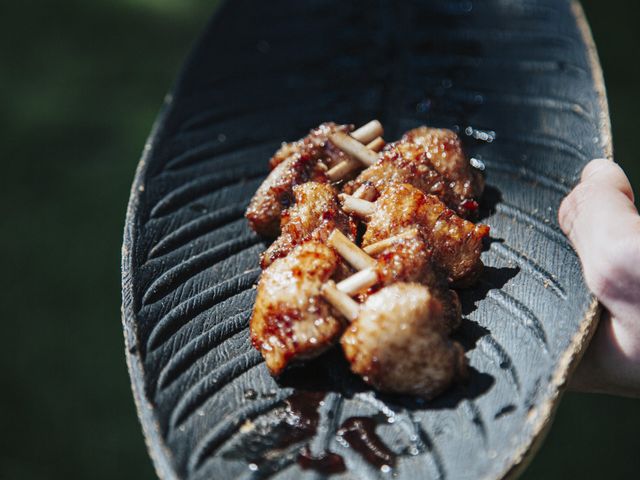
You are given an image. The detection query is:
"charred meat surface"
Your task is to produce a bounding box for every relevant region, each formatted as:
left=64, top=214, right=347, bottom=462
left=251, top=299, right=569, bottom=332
left=371, top=233, right=461, bottom=330
left=246, top=121, right=488, bottom=397
left=344, top=140, right=445, bottom=201
left=246, top=123, right=351, bottom=237
left=261, top=182, right=357, bottom=268
left=250, top=241, right=345, bottom=375
left=341, top=283, right=467, bottom=398
left=345, top=128, right=484, bottom=217
left=402, top=127, right=485, bottom=215
left=362, top=183, right=490, bottom=287
left=269, top=122, right=352, bottom=170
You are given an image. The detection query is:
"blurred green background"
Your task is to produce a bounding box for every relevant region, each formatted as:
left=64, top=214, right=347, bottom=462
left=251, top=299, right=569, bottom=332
left=0, top=0, right=638, bottom=478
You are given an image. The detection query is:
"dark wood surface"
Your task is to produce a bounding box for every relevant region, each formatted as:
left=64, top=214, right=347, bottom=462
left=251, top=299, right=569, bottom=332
left=122, top=1, right=610, bottom=478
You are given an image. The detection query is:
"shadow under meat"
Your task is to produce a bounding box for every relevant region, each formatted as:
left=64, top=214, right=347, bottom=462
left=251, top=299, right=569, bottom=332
left=459, top=265, right=520, bottom=316
left=278, top=347, right=370, bottom=398
left=477, top=184, right=502, bottom=221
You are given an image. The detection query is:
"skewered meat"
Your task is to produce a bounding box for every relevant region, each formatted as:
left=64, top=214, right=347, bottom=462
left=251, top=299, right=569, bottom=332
left=247, top=121, right=488, bottom=397
left=261, top=182, right=357, bottom=268
left=344, top=140, right=444, bottom=198
left=328, top=229, right=461, bottom=331
left=402, top=127, right=485, bottom=215
left=269, top=122, right=352, bottom=170
left=246, top=154, right=328, bottom=237
left=358, top=183, right=490, bottom=287
left=340, top=283, right=467, bottom=398
left=246, top=123, right=351, bottom=237
left=250, top=241, right=345, bottom=375
left=344, top=128, right=483, bottom=217
left=370, top=233, right=462, bottom=330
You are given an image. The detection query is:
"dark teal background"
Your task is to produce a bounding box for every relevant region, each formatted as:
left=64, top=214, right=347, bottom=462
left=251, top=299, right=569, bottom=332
left=1, top=1, right=638, bottom=478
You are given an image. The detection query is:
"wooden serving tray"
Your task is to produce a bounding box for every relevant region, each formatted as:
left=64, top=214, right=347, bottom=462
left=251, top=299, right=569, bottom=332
left=122, top=1, right=610, bottom=478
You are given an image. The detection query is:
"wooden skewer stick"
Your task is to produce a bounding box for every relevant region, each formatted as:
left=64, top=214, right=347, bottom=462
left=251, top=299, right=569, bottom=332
left=352, top=182, right=378, bottom=201
left=363, top=228, right=421, bottom=255
left=365, top=136, right=386, bottom=152
left=336, top=267, right=379, bottom=296
left=329, top=131, right=379, bottom=167
left=326, top=159, right=360, bottom=182
left=339, top=194, right=376, bottom=218
left=326, top=147, right=380, bottom=182
left=325, top=123, right=384, bottom=182
left=328, top=230, right=376, bottom=270
left=327, top=230, right=379, bottom=295
left=325, top=229, right=423, bottom=316
left=350, top=120, right=383, bottom=144
left=322, top=281, right=359, bottom=321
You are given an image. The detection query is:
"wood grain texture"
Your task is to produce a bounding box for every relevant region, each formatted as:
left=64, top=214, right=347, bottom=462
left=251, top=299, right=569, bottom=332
left=121, top=1, right=610, bottom=478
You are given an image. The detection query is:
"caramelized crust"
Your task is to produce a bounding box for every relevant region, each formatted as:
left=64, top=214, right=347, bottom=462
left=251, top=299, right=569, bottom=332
left=269, top=122, right=352, bottom=170
left=251, top=241, right=345, bottom=375
left=344, top=140, right=444, bottom=200
left=261, top=182, right=357, bottom=268
left=246, top=123, right=351, bottom=237
left=363, top=183, right=490, bottom=287
left=344, top=128, right=484, bottom=217
left=401, top=127, right=484, bottom=215
left=247, top=123, right=488, bottom=394
left=341, top=283, right=467, bottom=398
left=371, top=234, right=461, bottom=330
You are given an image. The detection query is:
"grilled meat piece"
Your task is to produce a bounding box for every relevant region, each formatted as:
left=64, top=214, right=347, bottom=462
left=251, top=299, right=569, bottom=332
left=341, top=283, right=467, bottom=398
left=344, top=128, right=484, bottom=217
left=246, top=123, right=352, bottom=237
left=362, top=183, right=490, bottom=287
left=270, top=122, right=352, bottom=170
left=246, top=155, right=327, bottom=237
left=344, top=140, right=444, bottom=199
left=261, top=182, right=357, bottom=268
left=402, top=127, right=484, bottom=215
left=371, top=233, right=461, bottom=330
left=251, top=241, right=345, bottom=375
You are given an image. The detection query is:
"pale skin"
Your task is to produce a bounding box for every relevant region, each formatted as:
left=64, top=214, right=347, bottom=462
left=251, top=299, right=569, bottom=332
left=559, top=159, right=640, bottom=397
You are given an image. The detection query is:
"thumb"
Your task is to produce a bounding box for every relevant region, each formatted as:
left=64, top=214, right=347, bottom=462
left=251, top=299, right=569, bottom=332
left=559, top=159, right=640, bottom=307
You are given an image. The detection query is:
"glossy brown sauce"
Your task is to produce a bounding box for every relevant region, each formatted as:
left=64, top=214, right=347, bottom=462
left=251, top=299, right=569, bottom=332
left=279, top=391, right=324, bottom=447
left=297, top=445, right=346, bottom=474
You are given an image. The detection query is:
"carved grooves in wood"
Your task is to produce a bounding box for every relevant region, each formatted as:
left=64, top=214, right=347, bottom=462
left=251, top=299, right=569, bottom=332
left=165, top=139, right=275, bottom=171
left=481, top=159, right=571, bottom=194
left=146, top=269, right=260, bottom=352
left=157, top=310, right=251, bottom=390
left=428, top=88, right=592, bottom=121
left=414, top=421, right=447, bottom=480
left=354, top=392, right=449, bottom=479
left=483, top=286, right=549, bottom=351
left=499, top=131, right=590, bottom=163
left=410, top=0, right=564, bottom=18
left=142, top=235, right=262, bottom=305
left=177, top=88, right=360, bottom=135
left=412, top=26, right=581, bottom=50
left=463, top=400, right=488, bottom=442
left=411, top=55, right=588, bottom=77
left=490, top=242, right=567, bottom=299
left=188, top=395, right=289, bottom=473
left=147, top=203, right=249, bottom=260
left=170, top=347, right=263, bottom=428
left=494, top=202, right=572, bottom=252
left=478, top=335, right=521, bottom=393
left=149, top=166, right=265, bottom=219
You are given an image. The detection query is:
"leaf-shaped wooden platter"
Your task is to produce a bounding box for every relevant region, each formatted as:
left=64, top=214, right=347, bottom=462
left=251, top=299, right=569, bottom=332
left=122, top=1, right=611, bottom=478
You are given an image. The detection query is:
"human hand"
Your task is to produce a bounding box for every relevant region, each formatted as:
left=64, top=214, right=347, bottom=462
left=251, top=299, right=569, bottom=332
left=559, top=158, right=640, bottom=397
